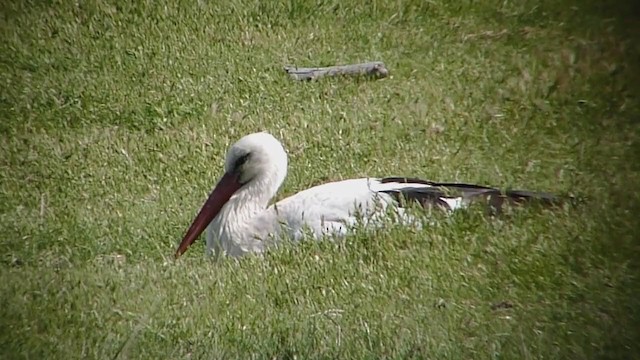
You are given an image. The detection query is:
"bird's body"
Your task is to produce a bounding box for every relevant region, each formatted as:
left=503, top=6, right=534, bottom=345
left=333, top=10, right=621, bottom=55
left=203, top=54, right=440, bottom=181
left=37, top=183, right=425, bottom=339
left=206, top=177, right=439, bottom=257
left=175, top=132, right=559, bottom=258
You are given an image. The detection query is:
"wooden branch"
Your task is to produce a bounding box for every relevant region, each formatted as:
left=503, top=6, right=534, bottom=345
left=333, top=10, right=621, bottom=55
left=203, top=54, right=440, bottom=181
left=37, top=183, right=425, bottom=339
left=284, top=61, right=389, bottom=81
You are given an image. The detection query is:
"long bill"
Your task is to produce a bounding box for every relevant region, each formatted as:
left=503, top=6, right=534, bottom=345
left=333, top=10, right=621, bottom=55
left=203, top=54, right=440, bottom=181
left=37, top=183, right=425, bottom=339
left=174, top=172, right=243, bottom=258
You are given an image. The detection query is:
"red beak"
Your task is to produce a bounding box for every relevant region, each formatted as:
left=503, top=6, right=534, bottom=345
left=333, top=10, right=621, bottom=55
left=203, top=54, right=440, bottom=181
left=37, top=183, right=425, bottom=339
left=174, top=172, right=243, bottom=258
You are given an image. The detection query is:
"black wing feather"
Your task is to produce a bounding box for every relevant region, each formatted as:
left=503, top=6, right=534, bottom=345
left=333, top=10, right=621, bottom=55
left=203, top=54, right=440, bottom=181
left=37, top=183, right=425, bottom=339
left=379, top=177, right=563, bottom=213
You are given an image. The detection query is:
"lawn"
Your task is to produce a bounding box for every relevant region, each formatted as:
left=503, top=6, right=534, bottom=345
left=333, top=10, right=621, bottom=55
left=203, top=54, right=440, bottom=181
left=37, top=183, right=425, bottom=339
left=1, top=0, right=639, bottom=358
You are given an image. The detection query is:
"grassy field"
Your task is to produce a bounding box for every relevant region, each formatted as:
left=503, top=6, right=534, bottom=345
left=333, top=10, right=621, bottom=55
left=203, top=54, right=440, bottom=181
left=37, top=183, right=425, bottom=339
left=1, top=0, right=639, bottom=358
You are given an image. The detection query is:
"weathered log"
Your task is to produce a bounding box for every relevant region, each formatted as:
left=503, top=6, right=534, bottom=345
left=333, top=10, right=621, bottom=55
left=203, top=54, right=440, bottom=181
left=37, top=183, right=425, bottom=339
left=284, top=61, right=389, bottom=81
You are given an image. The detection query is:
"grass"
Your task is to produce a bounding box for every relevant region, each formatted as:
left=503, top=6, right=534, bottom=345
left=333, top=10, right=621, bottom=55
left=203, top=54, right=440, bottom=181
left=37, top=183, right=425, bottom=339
left=1, top=0, right=639, bottom=358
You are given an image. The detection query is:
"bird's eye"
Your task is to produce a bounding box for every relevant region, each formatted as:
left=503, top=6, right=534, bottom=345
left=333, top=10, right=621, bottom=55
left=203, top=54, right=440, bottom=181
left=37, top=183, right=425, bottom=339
left=233, top=153, right=251, bottom=172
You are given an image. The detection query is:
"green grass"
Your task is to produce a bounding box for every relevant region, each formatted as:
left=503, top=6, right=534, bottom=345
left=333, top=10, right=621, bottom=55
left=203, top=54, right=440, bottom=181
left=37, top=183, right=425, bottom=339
left=1, top=0, right=639, bottom=358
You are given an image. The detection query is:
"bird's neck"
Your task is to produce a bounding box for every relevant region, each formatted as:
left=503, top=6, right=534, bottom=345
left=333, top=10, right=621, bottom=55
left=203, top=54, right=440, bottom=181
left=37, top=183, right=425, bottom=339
left=213, top=177, right=277, bottom=242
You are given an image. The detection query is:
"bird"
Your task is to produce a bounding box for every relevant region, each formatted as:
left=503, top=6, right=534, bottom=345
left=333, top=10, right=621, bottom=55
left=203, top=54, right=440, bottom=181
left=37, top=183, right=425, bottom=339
left=174, top=132, right=561, bottom=259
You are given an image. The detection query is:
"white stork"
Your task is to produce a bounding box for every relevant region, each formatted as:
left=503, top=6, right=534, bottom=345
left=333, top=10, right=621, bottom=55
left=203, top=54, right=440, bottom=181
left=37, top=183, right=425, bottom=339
left=174, top=132, right=559, bottom=258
